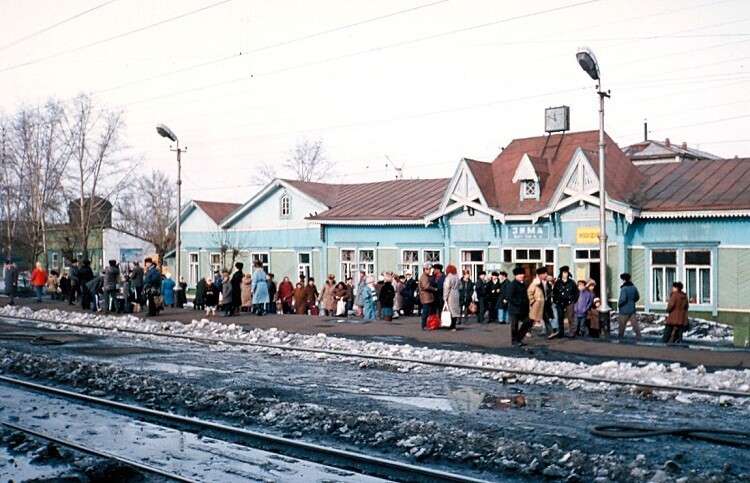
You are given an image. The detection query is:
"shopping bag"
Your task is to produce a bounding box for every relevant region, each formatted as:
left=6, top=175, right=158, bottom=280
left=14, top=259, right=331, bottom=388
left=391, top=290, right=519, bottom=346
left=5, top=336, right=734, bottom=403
left=336, top=299, right=346, bottom=316
left=426, top=314, right=441, bottom=330
left=440, top=306, right=452, bottom=328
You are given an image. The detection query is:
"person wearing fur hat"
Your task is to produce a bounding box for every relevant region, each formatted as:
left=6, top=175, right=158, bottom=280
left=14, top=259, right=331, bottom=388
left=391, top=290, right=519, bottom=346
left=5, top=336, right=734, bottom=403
left=504, top=266, right=533, bottom=346
left=663, top=281, right=689, bottom=343
left=528, top=267, right=552, bottom=335
left=551, top=266, right=579, bottom=338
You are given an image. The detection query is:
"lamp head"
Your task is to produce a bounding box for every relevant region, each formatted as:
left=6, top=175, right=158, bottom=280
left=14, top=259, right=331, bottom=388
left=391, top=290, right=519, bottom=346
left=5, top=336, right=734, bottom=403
left=576, top=47, right=600, bottom=81
left=156, top=124, right=178, bottom=142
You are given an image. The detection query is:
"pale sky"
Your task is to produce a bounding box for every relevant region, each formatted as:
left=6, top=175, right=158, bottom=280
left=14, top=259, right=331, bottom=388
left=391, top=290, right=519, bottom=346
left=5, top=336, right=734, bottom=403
left=1, top=0, right=748, bottom=203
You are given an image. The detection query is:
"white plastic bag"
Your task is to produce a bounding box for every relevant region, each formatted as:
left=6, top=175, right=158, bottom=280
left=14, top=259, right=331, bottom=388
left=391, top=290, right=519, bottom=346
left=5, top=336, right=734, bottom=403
left=440, top=305, right=452, bottom=328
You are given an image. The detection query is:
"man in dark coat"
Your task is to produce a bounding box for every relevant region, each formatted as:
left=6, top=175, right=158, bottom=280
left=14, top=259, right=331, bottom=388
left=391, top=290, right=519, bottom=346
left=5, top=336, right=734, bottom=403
left=86, top=272, right=104, bottom=312
left=552, top=266, right=579, bottom=338
left=485, top=272, right=502, bottom=323
left=401, top=271, right=417, bottom=316
left=194, top=277, right=207, bottom=310
left=143, top=258, right=162, bottom=316
left=103, top=260, right=120, bottom=314
left=266, top=273, right=277, bottom=314
left=504, top=266, right=533, bottom=346
left=230, top=262, right=244, bottom=313
left=131, top=261, right=144, bottom=303
left=67, top=259, right=80, bottom=305
left=78, top=260, right=95, bottom=310
left=4, top=259, right=18, bottom=305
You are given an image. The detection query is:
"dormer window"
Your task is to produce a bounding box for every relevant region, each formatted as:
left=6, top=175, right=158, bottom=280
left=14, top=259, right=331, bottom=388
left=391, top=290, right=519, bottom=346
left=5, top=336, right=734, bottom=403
left=522, top=179, right=539, bottom=200
left=280, top=194, right=291, bottom=218
left=512, top=153, right=545, bottom=202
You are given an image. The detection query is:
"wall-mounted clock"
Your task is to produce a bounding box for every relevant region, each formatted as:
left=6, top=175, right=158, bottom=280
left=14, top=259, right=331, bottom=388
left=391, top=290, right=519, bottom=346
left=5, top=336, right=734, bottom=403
left=545, top=106, right=570, bottom=133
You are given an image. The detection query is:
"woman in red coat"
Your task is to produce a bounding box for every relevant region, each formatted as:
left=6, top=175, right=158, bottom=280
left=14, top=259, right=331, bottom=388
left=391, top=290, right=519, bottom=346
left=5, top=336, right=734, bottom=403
left=30, top=262, right=48, bottom=302
left=663, top=281, right=689, bottom=343
left=277, top=276, right=294, bottom=314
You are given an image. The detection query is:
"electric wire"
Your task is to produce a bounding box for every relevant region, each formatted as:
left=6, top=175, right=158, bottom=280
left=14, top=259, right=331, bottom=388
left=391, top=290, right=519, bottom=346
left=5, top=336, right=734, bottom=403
left=0, top=0, right=118, bottom=53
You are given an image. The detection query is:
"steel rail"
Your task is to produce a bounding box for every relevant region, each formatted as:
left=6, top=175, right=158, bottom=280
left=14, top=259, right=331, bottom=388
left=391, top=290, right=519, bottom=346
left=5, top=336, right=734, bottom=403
left=3, top=314, right=750, bottom=399
left=0, top=419, right=199, bottom=483
left=0, top=375, right=487, bottom=483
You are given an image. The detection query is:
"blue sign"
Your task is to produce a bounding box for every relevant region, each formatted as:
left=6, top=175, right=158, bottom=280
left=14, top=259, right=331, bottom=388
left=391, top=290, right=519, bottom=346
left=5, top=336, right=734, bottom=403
left=507, top=225, right=549, bottom=240
left=120, top=248, right=143, bottom=263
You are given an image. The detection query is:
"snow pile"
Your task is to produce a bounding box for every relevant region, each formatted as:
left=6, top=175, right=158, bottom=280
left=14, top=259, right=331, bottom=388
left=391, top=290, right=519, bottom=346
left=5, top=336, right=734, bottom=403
left=2, top=305, right=749, bottom=406
left=611, top=312, right=734, bottom=343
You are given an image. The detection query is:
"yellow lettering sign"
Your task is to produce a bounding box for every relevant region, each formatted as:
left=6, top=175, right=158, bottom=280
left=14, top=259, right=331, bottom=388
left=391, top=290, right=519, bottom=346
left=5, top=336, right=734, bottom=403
left=576, top=227, right=600, bottom=245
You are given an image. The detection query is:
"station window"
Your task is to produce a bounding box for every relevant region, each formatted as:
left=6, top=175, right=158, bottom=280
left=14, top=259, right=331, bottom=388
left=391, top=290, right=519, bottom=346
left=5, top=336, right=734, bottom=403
left=503, top=248, right=513, bottom=263
left=359, top=249, right=375, bottom=275
left=298, top=252, right=311, bottom=281
left=210, top=253, right=222, bottom=274
left=521, top=179, right=539, bottom=200
left=574, top=249, right=600, bottom=261
left=460, top=250, right=484, bottom=281
left=399, top=250, right=420, bottom=276
left=423, top=250, right=441, bottom=264
left=651, top=250, right=677, bottom=303
left=51, top=253, right=59, bottom=270
left=684, top=250, right=711, bottom=305
left=252, top=252, right=270, bottom=272
left=188, top=253, right=199, bottom=286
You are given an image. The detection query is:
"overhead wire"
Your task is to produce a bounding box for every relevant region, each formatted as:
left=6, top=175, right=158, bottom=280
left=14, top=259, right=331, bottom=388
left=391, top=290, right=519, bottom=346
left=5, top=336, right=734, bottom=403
left=0, top=0, right=234, bottom=74
left=0, top=0, right=118, bottom=53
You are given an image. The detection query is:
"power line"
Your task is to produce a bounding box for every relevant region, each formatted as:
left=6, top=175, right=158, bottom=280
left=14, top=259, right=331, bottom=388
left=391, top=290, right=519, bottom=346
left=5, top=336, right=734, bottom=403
left=118, top=0, right=603, bottom=107
left=0, top=0, right=233, bottom=74
left=93, top=0, right=450, bottom=96
left=0, top=0, right=118, bottom=53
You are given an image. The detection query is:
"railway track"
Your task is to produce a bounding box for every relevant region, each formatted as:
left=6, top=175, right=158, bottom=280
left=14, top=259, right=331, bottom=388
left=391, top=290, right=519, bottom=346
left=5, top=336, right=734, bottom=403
left=0, top=375, right=487, bottom=483
left=2, top=313, right=749, bottom=400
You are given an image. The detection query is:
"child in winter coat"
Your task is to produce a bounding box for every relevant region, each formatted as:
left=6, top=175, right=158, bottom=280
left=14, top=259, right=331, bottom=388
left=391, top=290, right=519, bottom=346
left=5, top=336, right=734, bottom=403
left=588, top=298, right=601, bottom=338
left=203, top=278, right=219, bottom=317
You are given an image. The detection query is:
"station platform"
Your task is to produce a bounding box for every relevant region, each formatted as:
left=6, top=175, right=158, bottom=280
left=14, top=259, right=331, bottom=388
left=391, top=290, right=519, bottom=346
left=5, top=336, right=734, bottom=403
left=4, top=298, right=748, bottom=370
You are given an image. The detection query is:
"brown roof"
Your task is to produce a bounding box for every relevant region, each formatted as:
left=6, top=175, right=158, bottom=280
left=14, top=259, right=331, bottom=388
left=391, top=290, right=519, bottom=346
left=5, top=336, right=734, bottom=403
left=488, top=130, right=644, bottom=215
left=288, top=178, right=450, bottom=220
left=624, top=139, right=721, bottom=162
left=193, top=200, right=241, bottom=224
left=464, top=158, right=497, bottom=207
left=636, top=158, right=750, bottom=211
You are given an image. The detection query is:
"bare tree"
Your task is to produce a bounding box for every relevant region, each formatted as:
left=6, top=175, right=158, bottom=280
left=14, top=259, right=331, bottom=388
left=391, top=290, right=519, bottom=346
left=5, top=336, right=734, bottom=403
left=283, top=137, right=334, bottom=182
left=63, top=93, right=130, bottom=259
left=204, top=229, right=252, bottom=272
left=116, top=169, right=176, bottom=268
left=5, top=102, right=69, bottom=265
left=0, top=115, right=22, bottom=261
left=251, top=161, right=277, bottom=186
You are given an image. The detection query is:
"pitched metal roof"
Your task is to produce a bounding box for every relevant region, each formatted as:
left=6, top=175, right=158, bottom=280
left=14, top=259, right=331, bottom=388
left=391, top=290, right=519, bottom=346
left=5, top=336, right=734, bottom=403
left=289, top=178, right=451, bottom=221
left=636, top=158, right=750, bottom=211
left=624, top=139, right=721, bottom=163
left=192, top=200, right=241, bottom=224
left=488, top=130, right=644, bottom=215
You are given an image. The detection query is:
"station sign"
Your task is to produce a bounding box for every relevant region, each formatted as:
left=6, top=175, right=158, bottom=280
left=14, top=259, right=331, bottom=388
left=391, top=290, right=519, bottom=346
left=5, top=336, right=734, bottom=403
left=576, top=227, right=600, bottom=244
left=507, top=225, right=549, bottom=240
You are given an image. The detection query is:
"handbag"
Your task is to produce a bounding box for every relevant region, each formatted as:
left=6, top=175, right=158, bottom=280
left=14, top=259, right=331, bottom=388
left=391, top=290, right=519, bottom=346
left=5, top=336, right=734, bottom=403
left=468, top=301, right=478, bottom=314
left=440, top=305, right=452, bottom=328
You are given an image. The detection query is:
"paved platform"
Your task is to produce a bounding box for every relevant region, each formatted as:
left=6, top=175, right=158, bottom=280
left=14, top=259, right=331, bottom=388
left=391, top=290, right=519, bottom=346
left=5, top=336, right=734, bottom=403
left=4, top=298, right=749, bottom=369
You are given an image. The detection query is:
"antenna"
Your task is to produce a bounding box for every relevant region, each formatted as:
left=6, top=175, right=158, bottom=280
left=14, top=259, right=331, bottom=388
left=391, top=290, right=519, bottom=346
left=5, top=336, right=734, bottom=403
left=384, top=155, right=404, bottom=179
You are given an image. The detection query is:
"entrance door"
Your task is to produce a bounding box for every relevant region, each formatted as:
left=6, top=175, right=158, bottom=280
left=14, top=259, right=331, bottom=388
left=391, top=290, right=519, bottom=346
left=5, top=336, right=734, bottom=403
left=589, top=262, right=601, bottom=298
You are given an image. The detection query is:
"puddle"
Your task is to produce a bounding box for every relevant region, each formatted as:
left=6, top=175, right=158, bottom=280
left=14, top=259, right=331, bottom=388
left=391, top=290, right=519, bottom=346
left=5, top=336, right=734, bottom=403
left=333, top=319, right=372, bottom=325
left=141, top=362, right=233, bottom=375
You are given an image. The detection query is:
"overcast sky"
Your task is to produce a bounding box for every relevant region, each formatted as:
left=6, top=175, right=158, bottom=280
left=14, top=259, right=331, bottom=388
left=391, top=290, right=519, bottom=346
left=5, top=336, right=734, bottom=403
left=1, top=0, right=748, bottom=203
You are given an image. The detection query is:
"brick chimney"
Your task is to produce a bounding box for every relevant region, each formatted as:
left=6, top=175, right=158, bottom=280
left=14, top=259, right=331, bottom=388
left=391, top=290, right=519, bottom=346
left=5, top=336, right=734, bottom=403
left=664, top=138, right=671, bottom=147
left=681, top=142, right=687, bottom=149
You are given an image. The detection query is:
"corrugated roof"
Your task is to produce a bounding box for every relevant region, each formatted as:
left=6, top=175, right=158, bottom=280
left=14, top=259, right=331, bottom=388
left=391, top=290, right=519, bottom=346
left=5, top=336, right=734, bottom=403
left=636, top=158, right=750, bottom=211
left=624, top=139, right=721, bottom=162
left=489, top=130, right=644, bottom=215
left=193, top=200, right=241, bottom=224
left=291, top=178, right=450, bottom=220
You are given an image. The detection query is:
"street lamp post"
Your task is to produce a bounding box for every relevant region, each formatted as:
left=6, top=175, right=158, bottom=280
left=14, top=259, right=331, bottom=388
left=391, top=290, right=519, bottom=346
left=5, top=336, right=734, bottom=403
left=156, top=124, right=183, bottom=287
left=576, top=47, right=612, bottom=337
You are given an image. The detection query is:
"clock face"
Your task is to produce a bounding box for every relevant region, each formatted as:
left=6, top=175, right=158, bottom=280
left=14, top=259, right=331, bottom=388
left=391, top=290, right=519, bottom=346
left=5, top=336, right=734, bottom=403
left=545, top=106, right=569, bottom=132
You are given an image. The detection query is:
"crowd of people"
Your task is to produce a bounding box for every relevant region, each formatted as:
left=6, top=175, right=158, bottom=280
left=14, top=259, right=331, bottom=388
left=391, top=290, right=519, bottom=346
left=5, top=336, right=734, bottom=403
left=2, top=258, right=691, bottom=344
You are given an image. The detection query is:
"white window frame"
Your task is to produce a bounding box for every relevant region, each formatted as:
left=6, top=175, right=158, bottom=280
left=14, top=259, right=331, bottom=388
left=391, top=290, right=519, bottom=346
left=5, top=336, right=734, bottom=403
left=423, top=249, right=441, bottom=265
left=251, top=252, right=270, bottom=273
left=650, top=249, right=677, bottom=304
left=280, top=194, right=291, bottom=219
left=209, top=253, right=222, bottom=276
left=513, top=248, right=544, bottom=263
left=399, top=249, right=420, bottom=276
left=574, top=249, right=600, bottom=262
left=51, top=252, right=59, bottom=270
left=460, top=249, right=484, bottom=281
left=298, top=252, right=311, bottom=281
left=684, top=250, right=712, bottom=306
left=359, top=248, right=376, bottom=275
left=188, top=252, right=199, bottom=286
left=340, top=249, right=357, bottom=282
left=520, top=179, right=539, bottom=200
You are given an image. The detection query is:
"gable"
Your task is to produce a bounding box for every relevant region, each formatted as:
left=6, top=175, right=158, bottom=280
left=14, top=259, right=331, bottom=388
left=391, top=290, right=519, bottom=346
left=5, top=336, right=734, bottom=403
left=512, top=154, right=540, bottom=182
left=227, top=184, right=326, bottom=230
left=181, top=206, right=222, bottom=232
left=426, top=159, right=502, bottom=222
